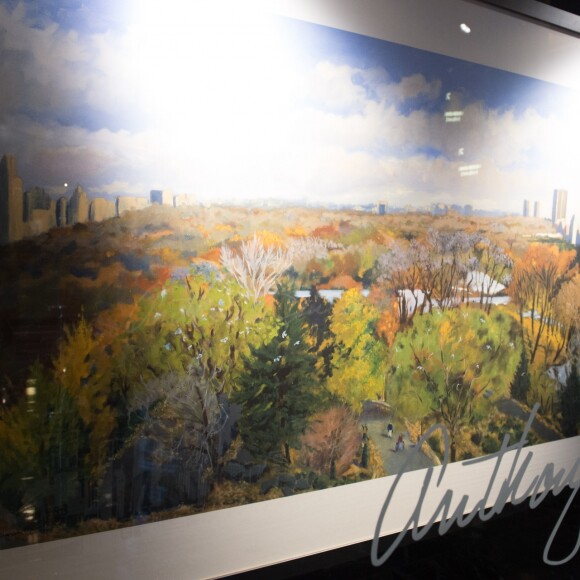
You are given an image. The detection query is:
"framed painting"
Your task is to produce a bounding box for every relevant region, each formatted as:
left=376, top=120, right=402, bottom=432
left=0, top=0, right=579, bottom=577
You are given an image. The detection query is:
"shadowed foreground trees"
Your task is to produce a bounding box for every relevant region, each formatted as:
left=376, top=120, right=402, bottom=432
left=0, top=364, right=85, bottom=529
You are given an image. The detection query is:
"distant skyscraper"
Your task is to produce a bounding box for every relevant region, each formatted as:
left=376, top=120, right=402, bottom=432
left=56, top=196, right=68, bottom=227
left=0, top=154, right=24, bottom=244
left=552, top=189, right=567, bottom=224
left=68, top=185, right=89, bottom=225
left=569, top=215, right=577, bottom=244
left=523, top=199, right=530, bottom=217
left=533, top=201, right=540, bottom=218
left=150, top=189, right=173, bottom=206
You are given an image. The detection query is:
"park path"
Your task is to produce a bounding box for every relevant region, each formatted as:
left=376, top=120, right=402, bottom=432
left=362, top=414, right=434, bottom=476
left=361, top=397, right=563, bottom=478
left=497, top=398, right=562, bottom=442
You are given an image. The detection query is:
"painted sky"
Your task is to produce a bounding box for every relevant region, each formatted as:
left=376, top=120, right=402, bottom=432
left=0, top=0, right=578, bottom=217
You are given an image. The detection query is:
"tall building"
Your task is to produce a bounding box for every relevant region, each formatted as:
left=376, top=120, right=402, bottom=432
left=533, top=201, right=540, bottom=218
left=523, top=199, right=530, bottom=217
left=89, top=198, right=116, bottom=222
left=150, top=189, right=173, bottom=206
left=552, top=189, right=567, bottom=224
left=56, top=196, right=68, bottom=227
left=24, top=186, right=51, bottom=221
left=569, top=214, right=577, bottom=245
left=68, top=185, right=89, bottom=225
left=0, top=154, right=24, bottom=244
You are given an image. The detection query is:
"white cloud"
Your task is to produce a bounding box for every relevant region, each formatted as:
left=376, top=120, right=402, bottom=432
left=1, top=4, right=577, bottom=214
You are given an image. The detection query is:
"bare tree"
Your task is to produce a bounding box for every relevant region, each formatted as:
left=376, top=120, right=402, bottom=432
left=428, top=230, right=478, bottom=310
left=129, top=365, right=228, bottom=477
left=376, top=240, right=416, bottom=324
left=221, top=234, right=292, bottom=299
left=473, top=237, right=512, bottom=313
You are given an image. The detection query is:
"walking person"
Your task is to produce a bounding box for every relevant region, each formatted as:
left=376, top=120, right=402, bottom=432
left=395, top=433, right=405, bottom=452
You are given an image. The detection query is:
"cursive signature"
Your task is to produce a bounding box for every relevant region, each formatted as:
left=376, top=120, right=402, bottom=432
left=371, top=403, right=580, bottom=567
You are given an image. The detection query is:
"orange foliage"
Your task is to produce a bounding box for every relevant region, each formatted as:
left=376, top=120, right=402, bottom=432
left=94, top=302, right=139, bottom=339
left=263, top=293, right=276, bottom=310
left=366, top=285, right=392, bottom=307
left=285, top=226, right=308, bottom=237
left=321, top=274, right=361, bottom=290
left=139, top=229, right=173, bottom=241
left=154, top=247, right=184, bottom=265
left=300, top=407, right=360, bottom=477
left=199, top=247, right=223, bottom=264
left=518, top=243, right=576, bottom=274
left=253, top=230, right=285, bottom=248
left=215, top=223, right=234, bottom=232
left=151, top=265, right=174, bottom=285
left=377, top=299, right=400, bottom=347
left=311, top=224, right=339, bottom=239
left=332, top=252, right=360, bottom=277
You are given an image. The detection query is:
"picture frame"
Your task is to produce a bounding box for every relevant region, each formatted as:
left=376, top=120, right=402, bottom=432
left=1, top=1, right=579, bottom=578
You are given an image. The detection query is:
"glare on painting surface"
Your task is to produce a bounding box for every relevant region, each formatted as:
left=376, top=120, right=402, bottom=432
left=0, top=0, right=579, bottom=547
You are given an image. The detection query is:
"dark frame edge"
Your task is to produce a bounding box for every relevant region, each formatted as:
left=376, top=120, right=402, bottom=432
left=477, top=0, right=580, bottom=36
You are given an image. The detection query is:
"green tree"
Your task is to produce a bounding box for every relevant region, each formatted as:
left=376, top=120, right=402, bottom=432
left=389, top=308, right=520, bottom=461
left=327, top=289, right=388, bottom=410
left=302, top=286, right=335, bottom=379
left=511, top=347, right=531, bottom=403
left=234, top=284, right=322, bottom=463
left=115, top=273, right=276, bottom=399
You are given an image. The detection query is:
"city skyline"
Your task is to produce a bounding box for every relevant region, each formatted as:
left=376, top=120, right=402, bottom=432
left=0, top=1, right=578, bottom=220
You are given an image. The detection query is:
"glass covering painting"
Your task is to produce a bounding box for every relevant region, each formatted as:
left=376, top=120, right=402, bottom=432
left=0, top=1, right=579, bottom=548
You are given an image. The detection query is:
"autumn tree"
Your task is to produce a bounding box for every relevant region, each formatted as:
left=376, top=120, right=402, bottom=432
left=377, top=296, right=401, bottom=348
left=220, top=234, right=292, bottom=299
left=52, top=316, right=116, bottom=480
left=327, top=289, right=388, bottom=410
left=389, top=308, right=521, bottom=461
left=376, top=231, right=481, bottom=324
left=509, top=244, right=577, bottom=364
left=234, top=284, right=322, bottom=463
left=375, top=240, right=418, bottom=324
left=427, top=230, right=478, bottom=311
left=473, top=237, right=512, bottom=313
left=299, top=406, right=360, bottom=478
left=115, top=272, right=276, bottom=399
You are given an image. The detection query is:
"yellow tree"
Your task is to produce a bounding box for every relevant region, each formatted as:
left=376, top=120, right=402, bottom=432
left=509, top=244, right=576, bottom=364
left=53, top=316, right=116, bottom=480
left=327, top=289, right=388, bottom=411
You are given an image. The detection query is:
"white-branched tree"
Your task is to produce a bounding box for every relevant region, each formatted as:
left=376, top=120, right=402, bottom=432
left=221, top=234, right=292, bottom=299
